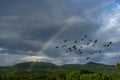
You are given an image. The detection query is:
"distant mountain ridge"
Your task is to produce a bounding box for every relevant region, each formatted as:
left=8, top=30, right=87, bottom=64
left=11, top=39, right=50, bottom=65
left=0, top=62, right=119, bottom=73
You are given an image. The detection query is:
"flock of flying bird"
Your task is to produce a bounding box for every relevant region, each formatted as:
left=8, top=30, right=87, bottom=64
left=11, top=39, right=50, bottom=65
left=55, top=35, right=113, bottom=60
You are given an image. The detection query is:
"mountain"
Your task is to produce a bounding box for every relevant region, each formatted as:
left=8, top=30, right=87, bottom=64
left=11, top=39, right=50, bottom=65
left=0, top=62, right=119, bottom=73
left=58, top=62, right=120, bottom=73
left=82, top=62, right=120, bottom=73
left=13, top=62, right=57, bottom=70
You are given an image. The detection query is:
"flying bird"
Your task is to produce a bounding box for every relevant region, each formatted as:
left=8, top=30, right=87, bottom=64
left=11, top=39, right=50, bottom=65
left=74, top=47, right=77, bottom=50
left=86, top=57, right=90, bottom=60
left=109, top=41, right=112, bottom=45
left=98, top=51, right=102, bottom=54
left=68, top=47, right=72, bottom=50
left=104, top=41, right=112, bottom=47
left=104, top=44, right=106, bottom=47
left=81, top=38, right=84, bottom=41
left=64, top=40, right=67, bottom=42
left=73, top=45, right=77, bottom=48
left=81, top=35, right=87, bottom=41
left=84, top=35, right=87, bottom=38
left=94, top=40, right=98, bottom=43
left=55, top=35, right=114, bottom=61
left=80, top=46, right=83, bottom=48
left=92, top=44, right=95, bottom=47
left=56, top=46, right=59, bottom=49
left=89, top=39, right=92, bottom=42
left=69, top=50, right=72, bottom=52
left=87, top=39, right=92, bottom=45
left=79, top=52, right=82, bottom=54
left=106, top=44, right=109, bottom=47
left=74, top=40, right=77, bottom=43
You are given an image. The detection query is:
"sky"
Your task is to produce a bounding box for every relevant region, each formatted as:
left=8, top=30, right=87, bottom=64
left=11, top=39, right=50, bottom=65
left=0, top=0, right=120, bottom=66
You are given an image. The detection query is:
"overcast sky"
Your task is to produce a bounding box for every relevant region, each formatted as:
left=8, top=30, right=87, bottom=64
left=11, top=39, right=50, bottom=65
left=0, top=0, right=120, bottom=66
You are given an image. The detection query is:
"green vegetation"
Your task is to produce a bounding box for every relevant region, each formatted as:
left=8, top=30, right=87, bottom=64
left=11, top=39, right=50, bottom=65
left=0, top=70, right=120, bottom=80
left=116, top=62, right=120, bottom=69
left=0, top=62, right=120, bottom=80
left=0, top=62, right=119, bottom=73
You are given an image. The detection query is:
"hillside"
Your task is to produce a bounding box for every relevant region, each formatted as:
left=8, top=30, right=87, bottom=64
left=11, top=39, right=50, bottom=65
left=0, top=62, right=119, bottom=73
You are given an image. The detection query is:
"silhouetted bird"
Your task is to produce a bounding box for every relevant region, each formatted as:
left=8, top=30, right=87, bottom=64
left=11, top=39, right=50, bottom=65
left=73, top=45, right=76, bottom=48
left=79, top=52, right=82, bottom=54
left=70, top=50, right=72, bottom=52
left=74, top=40, right=77, bottom=43
left=106, top=41, right=112, bottom=47
left=80, top=46, right=83, bottom=48
left=92, top=44, right=95, bottom=47
left=86, top=57, right=90, bottom=60
left=64, top=40, right=67, bottom=42
left=89, top=39, right=92, bottom=42
left=94, top=40, right=98, bottom=43
left=68, top=48, right=72, bottom=50
left=73, top=47, right=77, bottom=50
left=109, top=41, right=112, bottom=45
left=56, top=46, right=59, bottom=48
left=55, top=36, right=114, bottom=59
left=106, top=44, right=109, bottom=47
left=84, top=35, right=87, bottom=38
left=98, top=51, right=102, bottom=54
left=81, top=38, right=84, bottom=41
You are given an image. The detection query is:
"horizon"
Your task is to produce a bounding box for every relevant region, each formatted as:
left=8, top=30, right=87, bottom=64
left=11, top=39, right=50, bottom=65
left=0, top=61, right=115, bottom=67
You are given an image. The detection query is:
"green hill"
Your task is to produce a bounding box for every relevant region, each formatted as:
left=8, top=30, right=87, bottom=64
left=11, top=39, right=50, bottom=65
left=0, top=62, right=119, bottom=73
left=82, top=62, right=120, bottom=73
left=13, top=62, right=58, bottom=71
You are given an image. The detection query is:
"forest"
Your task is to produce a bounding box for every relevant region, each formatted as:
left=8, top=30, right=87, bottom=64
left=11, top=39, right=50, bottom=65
left=0, top=62, right=120, bottom=80
left=0, top=70, right=120, bottom=80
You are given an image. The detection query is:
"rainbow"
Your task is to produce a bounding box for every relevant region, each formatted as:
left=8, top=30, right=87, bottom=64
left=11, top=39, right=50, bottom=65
left=27, top=0, right=115, bottom=71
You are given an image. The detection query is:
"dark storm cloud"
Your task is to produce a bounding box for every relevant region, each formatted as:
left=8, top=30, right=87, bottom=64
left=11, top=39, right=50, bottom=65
left=0, top=0, right=119, bottom=66
left=0, top=0, right=107, bottom=55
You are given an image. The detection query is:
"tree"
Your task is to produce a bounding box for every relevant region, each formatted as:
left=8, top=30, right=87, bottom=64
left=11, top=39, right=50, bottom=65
left=115, top=62, right=120, bottom=69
